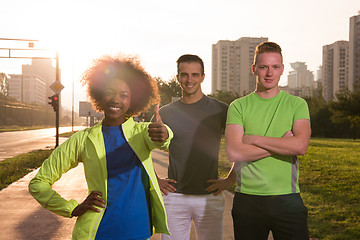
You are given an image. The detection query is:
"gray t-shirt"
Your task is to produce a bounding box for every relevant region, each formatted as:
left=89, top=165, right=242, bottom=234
left=159, top=95, right=228, bottom=194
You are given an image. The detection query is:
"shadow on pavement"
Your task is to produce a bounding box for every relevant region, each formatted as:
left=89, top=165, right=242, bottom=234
left=16, top=206, right=62, bottom=240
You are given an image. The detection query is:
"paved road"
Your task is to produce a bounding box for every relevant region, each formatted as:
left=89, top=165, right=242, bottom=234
left=0, top=149, right=273, bottom=240
left=0, top=126, right=85, bottom=161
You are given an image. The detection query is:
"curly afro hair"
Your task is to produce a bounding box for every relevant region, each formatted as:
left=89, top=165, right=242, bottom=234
left=81, top=55, right=159, bottom=117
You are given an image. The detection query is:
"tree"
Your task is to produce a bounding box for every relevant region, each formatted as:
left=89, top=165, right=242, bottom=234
left=302, top=91, right=354, bottom=138
left=208, top=90, right=241, bottom=105
left=304, top=93, right=333, bottom=137
left=304, top=90, right=327, bottom=114
left=0, top=73, right=9, bottom=125
left=329, top=86, right=360, bottom=139
left=0, top=73, right=9, bottom=97
left=155, top=76, right=182, bottom=106
left=137, top=76, right=182, bottom=122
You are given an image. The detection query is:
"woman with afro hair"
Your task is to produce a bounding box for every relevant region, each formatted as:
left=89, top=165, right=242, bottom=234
left=29, top=55, right=173, bottom=240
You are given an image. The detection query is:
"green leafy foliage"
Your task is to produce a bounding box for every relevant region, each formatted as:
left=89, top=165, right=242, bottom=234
left=155, top=76, right=182, bottom=106
left=208, top=90, right=242, bottom=105
left=329, top=88, right=360, bottom=139
left=304, top=90, right=360, bottom=139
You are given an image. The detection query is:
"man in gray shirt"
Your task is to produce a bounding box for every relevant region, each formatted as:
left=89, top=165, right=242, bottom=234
left=153, top=54, right=235, bottom=240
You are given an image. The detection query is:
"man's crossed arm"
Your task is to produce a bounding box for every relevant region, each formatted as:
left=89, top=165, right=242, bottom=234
left=225, top=119, right=311, bottom=162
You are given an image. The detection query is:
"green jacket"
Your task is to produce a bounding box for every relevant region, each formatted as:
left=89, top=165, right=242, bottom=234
left=29, top=118, right=173, bottom=239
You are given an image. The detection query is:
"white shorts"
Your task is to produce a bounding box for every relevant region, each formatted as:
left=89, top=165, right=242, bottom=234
left=161, top=192, right=225, bottom=240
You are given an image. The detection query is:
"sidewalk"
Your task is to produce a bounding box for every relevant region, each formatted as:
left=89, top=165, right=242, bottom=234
left=0, top=149, right=272, bottom=240
left=0, top=161, right=87, bottom=239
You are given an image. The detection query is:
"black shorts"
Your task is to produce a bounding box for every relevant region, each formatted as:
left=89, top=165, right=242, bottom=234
left=232, top=192, right=309, bottom=240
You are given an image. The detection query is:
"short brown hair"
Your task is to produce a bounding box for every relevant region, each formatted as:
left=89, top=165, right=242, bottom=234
left=177, top=54, right=205, bottom=75
left=81, top=55, right=159, bottom=117
left=253, top=42, right=283, bottom=65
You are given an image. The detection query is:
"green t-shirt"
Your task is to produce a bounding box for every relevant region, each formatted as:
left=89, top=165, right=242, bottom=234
left=227, top=91, right=310, bottom=195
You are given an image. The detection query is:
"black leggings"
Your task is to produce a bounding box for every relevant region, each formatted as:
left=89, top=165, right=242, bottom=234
left=232, top=192, right=309, bottom=240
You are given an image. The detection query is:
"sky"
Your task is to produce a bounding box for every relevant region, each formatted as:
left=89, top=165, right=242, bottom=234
left=0, top=0, right=359, bottom=112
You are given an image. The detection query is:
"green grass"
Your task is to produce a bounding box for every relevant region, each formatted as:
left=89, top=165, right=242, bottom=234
left=218, top=138, right=235, bottom=188
left=0, top=125, right=75, bottom=133
left=218, top=138, right=360, bottom=240
left=299, top=138, right=360, bottom=239
left=0, top=149, right=53, bottom=190
left=59, top=131, right=79, bottom=137
left=0, top=126, right=51, bottom=132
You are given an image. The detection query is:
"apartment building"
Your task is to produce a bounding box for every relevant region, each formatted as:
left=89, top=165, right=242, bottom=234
left=322, top=41, right=349, bottom=102
left=287, top=62, right=314, bottom=88
left=22, top=58, right=57, bottom=98
left=211, top=37, right=268, bottom=95
left=8, top=74, right=47, bottom=105
left=349, top=12, right=360, bottom=91
left=282, top=62, right=314, bottom=98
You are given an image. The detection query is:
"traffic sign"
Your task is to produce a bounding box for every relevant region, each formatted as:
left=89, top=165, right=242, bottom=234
left=50, top=81, right=64, bottom=94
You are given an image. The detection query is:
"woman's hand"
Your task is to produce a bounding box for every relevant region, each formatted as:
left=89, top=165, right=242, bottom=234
left=148, top=105, right=169, bottom=142
left=71, top=191, right=106, bottom=217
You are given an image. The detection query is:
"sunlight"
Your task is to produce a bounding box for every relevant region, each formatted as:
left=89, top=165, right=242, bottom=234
left=26, top=2, right=127, bottom=110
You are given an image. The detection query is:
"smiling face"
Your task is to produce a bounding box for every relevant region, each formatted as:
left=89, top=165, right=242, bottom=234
left=177, top=61, right=205, bottom=100
left=252, top=52, right=284, bottom=95
left=101, top=79, right=131, bottom=126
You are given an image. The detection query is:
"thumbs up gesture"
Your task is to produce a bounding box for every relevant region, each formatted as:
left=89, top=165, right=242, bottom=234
left=148, top=105, right=169, bottom=142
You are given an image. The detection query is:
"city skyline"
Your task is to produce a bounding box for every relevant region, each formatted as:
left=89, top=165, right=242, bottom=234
left=0, top=0, right=359, bottom=112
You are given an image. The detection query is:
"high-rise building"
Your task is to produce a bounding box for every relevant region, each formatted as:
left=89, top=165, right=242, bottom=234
left=287, top=62, right=314, bottom=88
left=316, top=65, right=322, bottom=82
left=283, top=62, right=314, bottom=98
left=322, top=41, right=349, bottom=102
left=313, top=66, right=323, bottom=95
left=8, top=74, right=21, bottom=101
left=211, top=37, right=268, bottom=95
left=8, top=74, right=46, bottom=105
left=349, top=12, right=360, bottom=90
left=22, top=58, right=57, bottom=98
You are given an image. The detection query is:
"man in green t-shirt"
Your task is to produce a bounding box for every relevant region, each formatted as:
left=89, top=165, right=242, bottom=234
left=225, top=42, right=311, bottom=240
